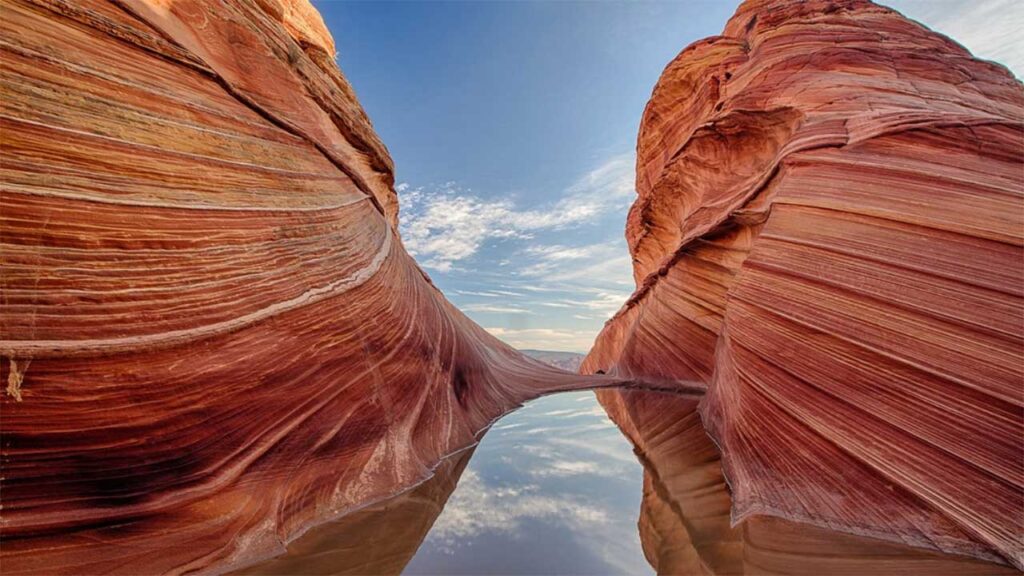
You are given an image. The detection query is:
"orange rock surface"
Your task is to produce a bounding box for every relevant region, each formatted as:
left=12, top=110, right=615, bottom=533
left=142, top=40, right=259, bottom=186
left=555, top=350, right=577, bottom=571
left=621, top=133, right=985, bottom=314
left=3, top=0, right=1022, bottom=573
left=585, top=0, right=1023, bottom=570
left=0, top=1, right=649, bottom=573
left=598, top=390, right=1020, bottom=575
left=236, top=449, right=475, bottom=576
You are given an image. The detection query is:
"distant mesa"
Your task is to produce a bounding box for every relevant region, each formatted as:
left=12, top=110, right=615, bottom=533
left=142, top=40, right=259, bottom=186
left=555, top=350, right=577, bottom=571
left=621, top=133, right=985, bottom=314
left=521, top=349, right=585, bottom=373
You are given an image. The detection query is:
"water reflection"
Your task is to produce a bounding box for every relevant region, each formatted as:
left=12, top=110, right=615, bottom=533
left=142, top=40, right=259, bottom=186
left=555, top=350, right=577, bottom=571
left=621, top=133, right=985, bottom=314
left=239, top=392, right=650, bottom=576
left=405, top=391, right=652, bottom=575
left=238, top=448, right=473, bottom=576
left=240, top=389, right=1016, bottom=576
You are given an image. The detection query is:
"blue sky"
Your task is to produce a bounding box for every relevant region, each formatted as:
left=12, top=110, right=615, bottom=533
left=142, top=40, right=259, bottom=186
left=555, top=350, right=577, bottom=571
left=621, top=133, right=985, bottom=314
left=315, top=0, right=1022, bottom=352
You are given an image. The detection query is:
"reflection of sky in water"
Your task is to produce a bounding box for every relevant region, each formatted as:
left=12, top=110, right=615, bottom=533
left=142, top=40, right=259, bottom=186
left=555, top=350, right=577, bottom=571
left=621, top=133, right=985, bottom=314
left=404, top=391, right=653, bottom=575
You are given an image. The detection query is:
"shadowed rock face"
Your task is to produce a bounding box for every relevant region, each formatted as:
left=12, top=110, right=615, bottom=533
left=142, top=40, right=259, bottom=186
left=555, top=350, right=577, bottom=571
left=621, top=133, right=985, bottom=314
left=0, top=1, right=649, bottom=573
left=584, top=0, right=1023, bottom=572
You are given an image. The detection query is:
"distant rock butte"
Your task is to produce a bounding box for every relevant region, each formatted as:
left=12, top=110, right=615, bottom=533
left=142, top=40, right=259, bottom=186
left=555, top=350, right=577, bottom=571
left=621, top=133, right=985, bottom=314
left=584, top=0, right=1023, bottom=571
left=0, top=1, right=654, bottom=573
left=521, top=349, right=586, bottom=373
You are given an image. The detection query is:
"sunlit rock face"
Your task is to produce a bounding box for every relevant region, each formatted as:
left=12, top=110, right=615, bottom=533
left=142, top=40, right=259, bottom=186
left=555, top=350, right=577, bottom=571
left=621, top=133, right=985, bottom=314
left=0, top=1, right=629, bottom=573
left=585, top=0, right=1024, bottom=571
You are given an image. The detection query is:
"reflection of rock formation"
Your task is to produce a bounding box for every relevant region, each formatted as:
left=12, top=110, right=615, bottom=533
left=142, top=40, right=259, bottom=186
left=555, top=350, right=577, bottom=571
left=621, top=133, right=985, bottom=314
left=601, top=391, right=1018, bottom=575
left=586, top=0, right=1023, bottom=572
left=600, top=391, right=743, bottom=575
left=0, top=2, right=634, bottom=573
left=237, top=449, right=474, bottom=576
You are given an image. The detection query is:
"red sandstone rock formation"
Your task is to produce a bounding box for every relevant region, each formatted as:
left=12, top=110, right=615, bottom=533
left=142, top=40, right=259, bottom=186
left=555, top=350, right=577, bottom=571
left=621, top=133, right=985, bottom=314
left=600, top=391, right=1019, bottom=575
left=0, top=1, right=650, bottom=573
left=236, top=449, right=475, bottom=576
left=584, top=0, right=1024, bottom=571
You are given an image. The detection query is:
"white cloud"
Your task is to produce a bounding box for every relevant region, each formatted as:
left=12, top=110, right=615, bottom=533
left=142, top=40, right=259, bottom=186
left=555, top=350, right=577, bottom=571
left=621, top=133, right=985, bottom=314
left=462, top=303, right=533, bottom=314
left=563, top=152, right=636, bottom=207
left=454, top=289, right=495, bottom=297
left=509, top=284, right=561, bottom=293
left=508, top=239, right=634, bottom=318
left=544, top=406, right=607, bottom=419
left=398, top=185, right=522, bottom=272
left=521, top=291, right=630, bottom=316
left=397, top=154, right=639, bottom=352
left=397, top=154, right=634, bottom=272
left=517, top=240, right=633, bottom=287
left=455, top=289, right=525, bottom=298
left=547, top=437, right=639, bottom=465
left=530, top=460, right=607, bottom=478
left=483, top=327, right=599, bottom=353
left=524, top=244, right=606, bottom=261
left=540, top=409, right=578, bottom=416
left=539, top=302, right=574, bottom=308
left=425, top=469, right=610, bottom=552
left=487, top=289, right=524, bottom=297
left=885, top=0, right=1023, bottom=77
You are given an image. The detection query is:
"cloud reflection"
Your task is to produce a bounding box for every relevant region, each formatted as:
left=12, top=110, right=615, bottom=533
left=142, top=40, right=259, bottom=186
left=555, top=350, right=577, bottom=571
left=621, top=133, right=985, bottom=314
left=407, top=391, right=651, bottom=575
left=425, top=469, right=610, bottom=554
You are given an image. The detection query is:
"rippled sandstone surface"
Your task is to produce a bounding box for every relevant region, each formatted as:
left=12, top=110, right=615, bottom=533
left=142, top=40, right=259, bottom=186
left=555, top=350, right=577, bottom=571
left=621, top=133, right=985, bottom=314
left=2, top=0, right=1022, bottom=574
left=0, top=1, right=655, bottom=573
left=584, top=0, right=1023, bottom=572
left=235, top=447, right=475, bottom=576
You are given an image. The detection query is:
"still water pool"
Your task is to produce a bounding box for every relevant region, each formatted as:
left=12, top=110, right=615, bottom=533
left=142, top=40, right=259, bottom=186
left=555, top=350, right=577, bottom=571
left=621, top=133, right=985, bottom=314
left=404, top=391, right=653, bottom=575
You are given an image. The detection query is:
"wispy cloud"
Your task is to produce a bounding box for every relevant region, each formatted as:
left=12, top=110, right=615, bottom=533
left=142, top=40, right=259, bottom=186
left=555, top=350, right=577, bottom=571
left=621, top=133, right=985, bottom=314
left=886, top=0, right=1023, bottom=78
left=556, top=291, right=632, bottom=315
left=397, top=153, right=639, bottom=350
left=462, top=303, right=533, bottom=314
left=510, top=239, right=634, bottom=318
left=517, top=240, right=633, bottom=287
left=483, top=327, right=599, bottom=353
left=530, top=460, right=608, bottom=478
left=530, top=291, right=629, bottom=316
left=454, top=289, right=524, bottom=298
left=523, top=243, right=607, bottom=263
left=425, top=469, right=609, bottom=552
left=398, top=154, right=634, bottom=272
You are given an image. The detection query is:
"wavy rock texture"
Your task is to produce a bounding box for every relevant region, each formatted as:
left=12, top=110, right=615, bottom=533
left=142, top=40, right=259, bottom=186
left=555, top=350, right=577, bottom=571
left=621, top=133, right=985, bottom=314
left=585, top=0, right=1024, bottom=571
left=0, top=1, right=646, bottom=573
left=236, top=448, right=474, bottom=576
left=598, top=390, right=1019, bottom=575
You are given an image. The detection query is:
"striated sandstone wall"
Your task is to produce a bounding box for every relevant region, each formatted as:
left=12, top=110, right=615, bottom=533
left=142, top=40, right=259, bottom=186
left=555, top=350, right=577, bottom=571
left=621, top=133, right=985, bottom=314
left=584, top=0, right=1024, bottom=571
left=3, top=0, right=1022, bottom=573
left=0, top=1, right=650, bottom=573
